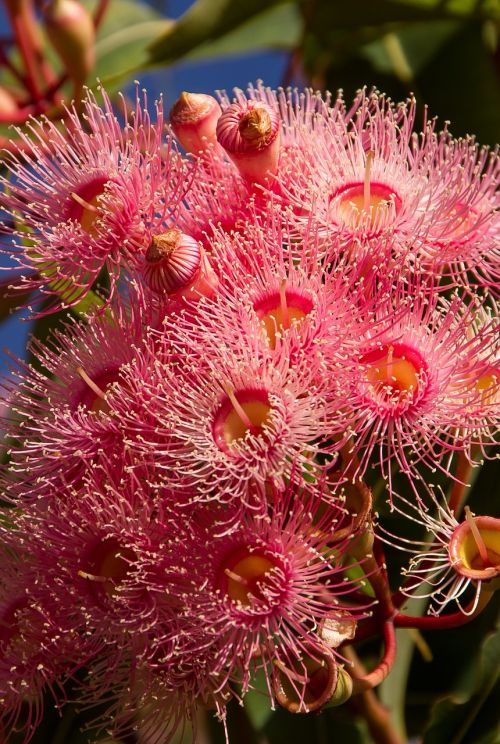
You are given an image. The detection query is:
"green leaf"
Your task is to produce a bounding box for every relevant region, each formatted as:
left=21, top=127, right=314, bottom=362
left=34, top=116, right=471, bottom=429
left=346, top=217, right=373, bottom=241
left=309, top=0, right=499, bottom=31
left=244, top=669, right=274, bottom=731
left=183, top=3, right=301, bottom=61
left=84, top=0, right=172, bottom=86
left=416, top=22, right=500, bottom=145
left=423, top=619, right=500, bottom=744
left=147, top=0, right=291, bottom=65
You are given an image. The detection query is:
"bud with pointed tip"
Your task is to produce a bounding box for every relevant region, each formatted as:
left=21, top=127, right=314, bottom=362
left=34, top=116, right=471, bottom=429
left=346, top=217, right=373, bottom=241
left=143, top=229, right=218, bottom=300
left=169, top=92, right=222, bottom=156
left=216, top=100, right=280, bottom=185
left=43, top=0, right=95, bottom=85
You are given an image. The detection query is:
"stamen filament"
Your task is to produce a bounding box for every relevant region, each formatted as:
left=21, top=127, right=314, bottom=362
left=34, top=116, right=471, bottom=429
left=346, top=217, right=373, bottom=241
left=224, top=386, right=261, bottom=436
left=387, top=344, right=394, bottom=381
left=363, top=150, right=374, bottom=212
left=77, top=570, right=107, bottom=583
left=464, top=506, right=492, bottom=568
left=273, top=659, right=309, bottom=685
left=70, top=191, right=98, bottom=213
left=279, top=279, right=290, bottom=330
left=224, top=568, right=248, bottom=586
left=76, top=366, right=106, bottom=400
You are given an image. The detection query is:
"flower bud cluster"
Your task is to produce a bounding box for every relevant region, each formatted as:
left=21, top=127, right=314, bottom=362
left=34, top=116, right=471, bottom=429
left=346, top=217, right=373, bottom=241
left=0, top=81, right=498, bottom=742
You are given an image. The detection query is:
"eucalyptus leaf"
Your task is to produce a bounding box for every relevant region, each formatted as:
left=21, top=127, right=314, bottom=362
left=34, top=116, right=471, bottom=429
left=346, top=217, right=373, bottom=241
left=184, top=3, right=301, bottom=61
left=416, top=22, right=500, bottom=144
left=147, top=0, right=291, bottom=65
left=84, top=0, right=172, bottom=87
left=422, top=620, right=500, bottom=744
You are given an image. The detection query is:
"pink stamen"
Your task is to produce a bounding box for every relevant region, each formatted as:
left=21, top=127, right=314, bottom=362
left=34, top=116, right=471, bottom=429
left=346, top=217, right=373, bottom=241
left=464, top=506, right=492, bottom=568
left=279, top=279, right=290, bottom=330
left=70, top=191, right=98, bottom=213
left=273, top=659, right=309, bottom=685
left=224, top=568, right=248, bottom=586
left=224, top=386, right=261, bottom=436
left=76, top=366, right=106, bottom=400
left=363, top=150, right=374, bottom=212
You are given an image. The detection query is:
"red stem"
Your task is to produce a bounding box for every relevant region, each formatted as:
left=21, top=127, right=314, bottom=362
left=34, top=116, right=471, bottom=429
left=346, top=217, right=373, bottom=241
left=5, top=0, right=42, bottom=101
left=394, top=588, right=493, bottom=631
left=351, top=620, right=397, bottom=693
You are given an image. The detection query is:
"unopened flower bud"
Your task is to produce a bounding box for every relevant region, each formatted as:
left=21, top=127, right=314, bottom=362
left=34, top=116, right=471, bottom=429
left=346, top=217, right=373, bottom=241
left=43, top=0, right=95, bottom=84
left=144, top=229, right=218, bottom=300
left=347, top=526, right=375, bottom=561
left=330, top=479, right=373, bottom=546
left=169, top=92, right=221, bottom=156
left=216, top=100, right=280, bottom=185
left=324, top=666, right=353, bottom=707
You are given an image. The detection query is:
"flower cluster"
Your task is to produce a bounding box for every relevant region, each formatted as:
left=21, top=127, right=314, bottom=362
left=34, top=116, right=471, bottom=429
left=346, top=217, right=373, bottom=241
left=0, top=81, right=499, bottom=742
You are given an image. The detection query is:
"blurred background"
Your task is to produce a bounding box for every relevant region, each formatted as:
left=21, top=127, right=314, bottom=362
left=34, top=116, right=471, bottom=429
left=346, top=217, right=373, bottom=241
left=0, top=3, right=499, bottom=742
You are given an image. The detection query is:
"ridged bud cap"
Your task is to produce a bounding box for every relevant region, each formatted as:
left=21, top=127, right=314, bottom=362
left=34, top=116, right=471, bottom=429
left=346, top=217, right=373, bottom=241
left=217, top=100, right=279, bottom=154
left=144, top=229, right=201, bottom=295
left=43, top=0, right=95, bottom=84
left=216, top=100, right=281, bottom=184
left=169, top=92, right=221, bottom=155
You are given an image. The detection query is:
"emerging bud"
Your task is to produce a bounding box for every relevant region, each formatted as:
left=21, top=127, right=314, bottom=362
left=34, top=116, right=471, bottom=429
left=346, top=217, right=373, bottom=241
left=169, top=92, right=222, bottom=156
left=324, top=666, right=353, bottom=707
left=144, top=229, right=218, bottom=300
left=216, top=100, right=280, bottom=185
left=273, top=642, right=338, bottom=714
left=43, top=0, right=95, bottom=85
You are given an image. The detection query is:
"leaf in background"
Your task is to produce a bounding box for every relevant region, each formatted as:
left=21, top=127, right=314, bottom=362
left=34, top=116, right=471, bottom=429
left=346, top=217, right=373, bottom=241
left=243, top=669, right=274, bottom=731
left=184, top=3, right=301, bottom=61
left=84, top=0, right=172, bottom=88
left=422, top=620, right=500, bottom=744
left=147, top=0, right=291, bottom=65
left=416, top=22, right=500, bottom=145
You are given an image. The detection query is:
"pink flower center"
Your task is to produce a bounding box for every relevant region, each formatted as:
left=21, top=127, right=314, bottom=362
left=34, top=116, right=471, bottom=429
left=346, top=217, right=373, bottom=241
left=217, top=546, right=285, bottom=609
left=473, top=368, right=499, bottom=404
left=330, top=182, right=401, bottom=235
left=67, top=176, right=109, bottom=235
left=253, top=286, right=313, bottom=349
left=213, top=388, right=271, bottom=453
left=361, top=343, right=425, bottom=413
left=81, top=537, right=137, bottom=598
left=76, top=367, right=121, bottom=414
